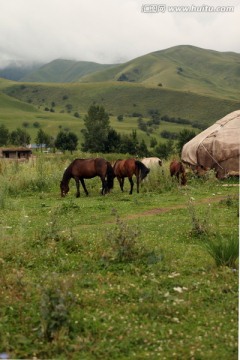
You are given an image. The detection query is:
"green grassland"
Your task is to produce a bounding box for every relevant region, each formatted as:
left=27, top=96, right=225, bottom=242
left=0, top=44, right=239, bottom=359
left=0, top=83, right=200, bottom=146
left=1, top=79, right=240, bottom=145
left=0, top=155, right=238, bottom=359
left=2, top=80, right=240, bottom=124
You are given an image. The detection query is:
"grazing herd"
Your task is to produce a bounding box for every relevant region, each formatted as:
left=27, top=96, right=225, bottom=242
left=60, top=157, right=187, bottom=197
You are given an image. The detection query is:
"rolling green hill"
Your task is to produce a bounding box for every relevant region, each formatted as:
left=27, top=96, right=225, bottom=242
left=20, top=59, right=117, bottom=83
left=80, top=45, right=240, bottom=100
left=3, top=80, right=240, bottom=124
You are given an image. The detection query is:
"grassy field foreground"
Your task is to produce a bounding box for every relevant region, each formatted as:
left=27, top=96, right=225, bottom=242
left=0, top=155, right=239, bottom=359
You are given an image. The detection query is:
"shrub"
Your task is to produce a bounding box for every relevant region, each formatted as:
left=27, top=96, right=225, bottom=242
left=74, top=112, right=80, bottom=118
left=33, top=121, right=40, bottom=128
left=188, top=201, right=210, bottom=237
left=105, top=213, right=140, bottom=262
left=117, top=114, right=124, bottom=121
left=202, top=234, right=239, bottom=268
left=40, top=279, right=75, bottom=341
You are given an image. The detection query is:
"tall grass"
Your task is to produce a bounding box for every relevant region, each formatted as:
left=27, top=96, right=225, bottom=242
left=202, top=233, right=239, bottom=268
left=141, top=164, right=177, bottom=193
left=188, top=200, right=211, bottom=237
left=0, top=157, right=65, bottom=195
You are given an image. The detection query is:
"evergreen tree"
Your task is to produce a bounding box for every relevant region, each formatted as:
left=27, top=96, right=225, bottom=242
left=67, top=132, right=78, bottom=154
left=10, top=128, right=31, bottom=146
left=104, top=128, right=121, bottom=153
left=55, top=131, right=78, bottom=153
left=55, top=131, right=67, bottom=152
left=176, top=129, right=196, bottom=154
left=150, top=137, right=157, bottom=148
left=0, top=124, right=9, bottom=146
left=137, top=139, right=149, bottom=157
left=154, top=139, right=175, bottom=159
left=81, top=105, right=110, bottom=152
left=119, top=130, right=139, bottom=155
left=35, top=128, right=51, bottom=151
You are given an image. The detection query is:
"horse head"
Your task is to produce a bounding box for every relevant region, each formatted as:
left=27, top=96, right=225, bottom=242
left=181, top=173, right=187, bottom=185
left=60, top=181, right=69, bottom=197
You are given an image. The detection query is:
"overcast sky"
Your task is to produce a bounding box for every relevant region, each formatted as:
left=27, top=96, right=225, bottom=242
left=0, top=0, right=239, bottom=68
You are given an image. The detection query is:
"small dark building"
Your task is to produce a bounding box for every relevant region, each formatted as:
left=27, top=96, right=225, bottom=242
left=0, top=147, right=32, bottom=159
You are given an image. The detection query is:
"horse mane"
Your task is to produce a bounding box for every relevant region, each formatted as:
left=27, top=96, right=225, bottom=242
left=135, top=160, right=146, bottom=170
left=62, top=163, right=73, bottom=184
left=135, top=160, right=150, bottom=179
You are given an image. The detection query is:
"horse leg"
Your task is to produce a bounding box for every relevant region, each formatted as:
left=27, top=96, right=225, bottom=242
left=80, top=178, right=89, bottom=196
left=101, top=177, right=107, bottom=195
left=120, top=178, right=125, bottom=192
left=118, top=177, right=124, bottom=192
left=136, top=175, right=140, bottom=193
left=74, top=178, right=80, bottom=197
left=129, top=177, right=134, bottom=195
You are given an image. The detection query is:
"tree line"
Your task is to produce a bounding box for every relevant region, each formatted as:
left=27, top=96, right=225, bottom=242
left=0, top=105, right=196, bottom=158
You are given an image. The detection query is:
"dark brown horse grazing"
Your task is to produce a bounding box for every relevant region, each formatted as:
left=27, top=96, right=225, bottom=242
left=60, top=158, right=114, bottom=197
left=170, top=160, right=187, bottom=185
left=113, top=158, right=150, bottom=194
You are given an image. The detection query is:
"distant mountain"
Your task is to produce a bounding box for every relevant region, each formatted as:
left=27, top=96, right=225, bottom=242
left=20, top=59, right=118, bottom=82
left=0, top=63, right=42, bottom=81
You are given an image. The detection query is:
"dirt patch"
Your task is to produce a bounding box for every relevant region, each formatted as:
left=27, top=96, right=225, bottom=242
left=123, top=195, right=237, bottom=221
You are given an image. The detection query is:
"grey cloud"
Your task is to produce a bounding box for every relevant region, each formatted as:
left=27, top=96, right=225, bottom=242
left=0, top=0, right=239, bottom=68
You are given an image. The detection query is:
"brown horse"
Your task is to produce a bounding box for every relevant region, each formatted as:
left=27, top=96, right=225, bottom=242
left=60, top=158, right=114, bottom=197
left=113, top=158, right=150, bottom=194
left=170, top=160, right=187, bottom=185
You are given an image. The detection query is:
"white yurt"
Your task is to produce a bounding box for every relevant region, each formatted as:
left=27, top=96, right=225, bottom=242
left=181, top=110, right=240, bottom=178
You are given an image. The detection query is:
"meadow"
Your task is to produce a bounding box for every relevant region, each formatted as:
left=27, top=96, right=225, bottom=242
left=0, top=154, right=238, bottom=359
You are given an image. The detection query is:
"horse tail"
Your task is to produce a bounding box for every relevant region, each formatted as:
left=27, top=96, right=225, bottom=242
left=106, top=161, right=115, bottom=190
left=135, top=160, right=150, bottom=181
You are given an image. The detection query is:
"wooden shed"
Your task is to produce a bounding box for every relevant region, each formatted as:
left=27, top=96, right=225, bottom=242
left=0, top=147, right=32, bottom=159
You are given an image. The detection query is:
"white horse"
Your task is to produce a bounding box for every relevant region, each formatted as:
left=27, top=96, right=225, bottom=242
left=141, top=157, right=162, bottom=182
left=141, top=157, right=162, bottom=168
